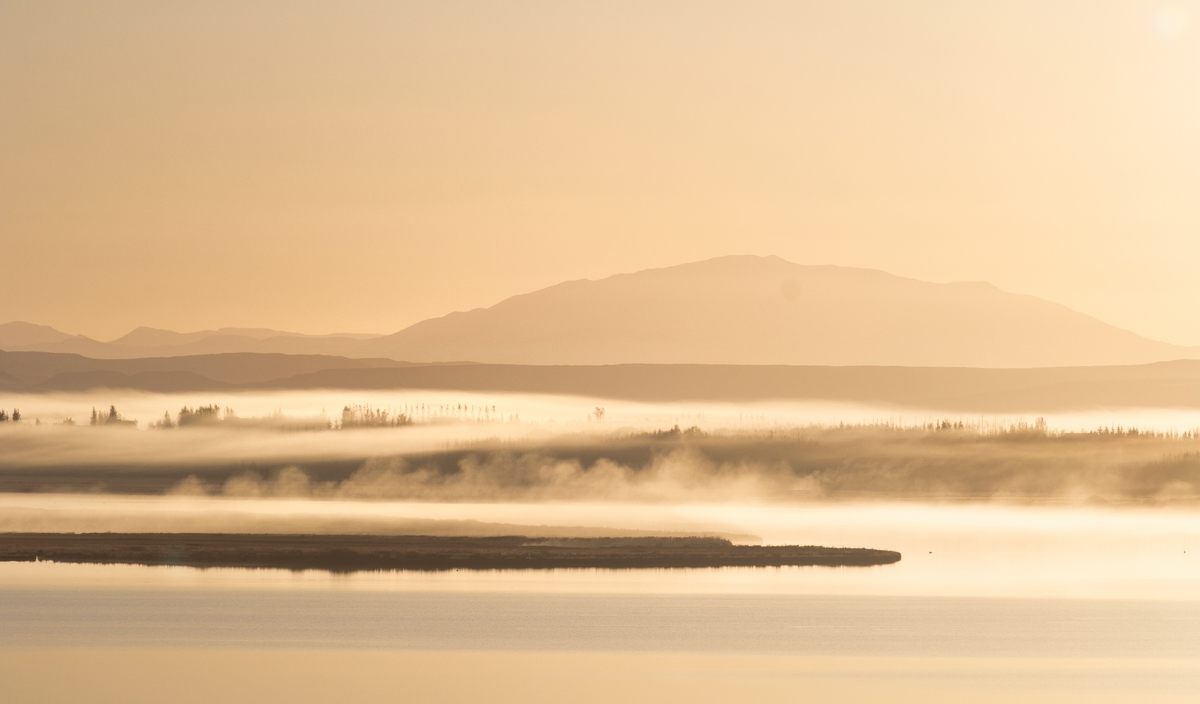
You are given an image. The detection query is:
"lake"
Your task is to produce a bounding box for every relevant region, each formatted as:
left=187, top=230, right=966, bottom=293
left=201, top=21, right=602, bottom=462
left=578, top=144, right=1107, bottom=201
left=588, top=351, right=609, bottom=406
left=3, top=500, right=1200, bottom=701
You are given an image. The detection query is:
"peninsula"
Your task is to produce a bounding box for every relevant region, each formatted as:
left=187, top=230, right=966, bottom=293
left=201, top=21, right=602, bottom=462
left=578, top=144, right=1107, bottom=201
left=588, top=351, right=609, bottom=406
left=0, top=533, right=901, bottom=572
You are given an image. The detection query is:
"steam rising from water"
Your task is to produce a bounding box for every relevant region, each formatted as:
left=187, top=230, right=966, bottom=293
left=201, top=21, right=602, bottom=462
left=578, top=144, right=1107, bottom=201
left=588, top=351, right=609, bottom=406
left=3, top=390, right=1200, bottom=504
left=177, top=448, right=796, bottom=503
left=3, top=389, right=1200, bottom=602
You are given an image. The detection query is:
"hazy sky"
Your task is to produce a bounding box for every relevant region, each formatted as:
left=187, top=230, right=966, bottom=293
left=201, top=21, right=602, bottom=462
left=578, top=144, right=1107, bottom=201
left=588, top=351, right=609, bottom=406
left=3, top=1, right=1199, bottom=343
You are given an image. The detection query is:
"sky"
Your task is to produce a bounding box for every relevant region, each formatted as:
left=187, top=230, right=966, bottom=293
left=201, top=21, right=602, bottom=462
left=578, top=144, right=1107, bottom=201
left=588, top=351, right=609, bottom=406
left=2, top=1, right=1199, bottom=344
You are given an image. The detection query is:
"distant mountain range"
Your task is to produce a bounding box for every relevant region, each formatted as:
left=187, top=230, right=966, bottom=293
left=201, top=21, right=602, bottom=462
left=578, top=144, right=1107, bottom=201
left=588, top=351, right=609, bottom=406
left=4, top=256, right=1198, bottom=367
left=0, top=321, right=381, bottom=359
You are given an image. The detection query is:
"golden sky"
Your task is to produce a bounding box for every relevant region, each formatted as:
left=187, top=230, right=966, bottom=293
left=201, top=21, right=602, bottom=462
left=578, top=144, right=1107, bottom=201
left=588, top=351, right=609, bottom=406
left=2, top=1, right=1199, bottom=343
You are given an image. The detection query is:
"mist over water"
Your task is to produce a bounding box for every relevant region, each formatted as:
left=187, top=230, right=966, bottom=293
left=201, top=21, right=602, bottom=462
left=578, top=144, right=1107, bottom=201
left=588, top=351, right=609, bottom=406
left=7, top=320, right=1200, bottom=703
left=4, top=388, right=1200, bottom=506
left=10, top=389, right=1200, bottom=436
left=6, top=389, right=1200, bottom=663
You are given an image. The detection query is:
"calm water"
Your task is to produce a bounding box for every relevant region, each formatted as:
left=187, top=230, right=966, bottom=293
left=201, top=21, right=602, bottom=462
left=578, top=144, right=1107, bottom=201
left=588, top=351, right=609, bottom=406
left=5, top=496, right=1200, bottom=599
left=2, top=589, right=1200, bottom=657
left=3, top=584, right=1200, bottom=703
left=4, top=500, right=1200, bottom=701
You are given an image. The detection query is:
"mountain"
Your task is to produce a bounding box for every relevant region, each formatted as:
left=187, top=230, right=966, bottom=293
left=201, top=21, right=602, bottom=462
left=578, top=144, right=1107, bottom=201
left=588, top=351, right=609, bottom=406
left=4, top=256, right=1198, bottom=366
left=110, top=326, right=381, bottom=347
left=0, top=325, right=381, bottom=359
left=0, top=321, right=73, bottom=347
left=359, top=256, right=1199, bottom=367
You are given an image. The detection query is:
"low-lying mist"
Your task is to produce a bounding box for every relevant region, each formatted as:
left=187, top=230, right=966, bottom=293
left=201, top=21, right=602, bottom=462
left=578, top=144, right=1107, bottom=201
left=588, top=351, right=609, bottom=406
left=4, top=414, right=1200, bottom=503
left=168, top=423, right=1200, bottom=504
left=172, top=445, right=785, bottom=503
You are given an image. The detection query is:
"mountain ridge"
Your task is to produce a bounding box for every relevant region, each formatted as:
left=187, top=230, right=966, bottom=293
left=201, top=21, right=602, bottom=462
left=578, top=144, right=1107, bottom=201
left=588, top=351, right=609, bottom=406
left=355, top=256, right=1198, bottom=367
left=4, top=256, right=1197, bottom=367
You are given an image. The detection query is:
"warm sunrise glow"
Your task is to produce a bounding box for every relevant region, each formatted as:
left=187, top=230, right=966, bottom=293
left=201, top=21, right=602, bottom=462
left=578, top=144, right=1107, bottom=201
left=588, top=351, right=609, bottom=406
left=3, top=2, right=1200, bottom=345
left=4, top=3, right=1200, bottom=703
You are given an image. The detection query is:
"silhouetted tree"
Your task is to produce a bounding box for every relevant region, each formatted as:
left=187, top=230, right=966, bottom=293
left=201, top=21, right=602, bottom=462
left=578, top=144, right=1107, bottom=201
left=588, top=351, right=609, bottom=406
left=178, top=405, right=222, bottom=427
left=339, top=404, right=412, bottom=429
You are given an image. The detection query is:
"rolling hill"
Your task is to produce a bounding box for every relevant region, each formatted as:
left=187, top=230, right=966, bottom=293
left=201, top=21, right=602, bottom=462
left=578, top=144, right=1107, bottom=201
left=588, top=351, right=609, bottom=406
left=358, top=256, right=1198, bottom=367
left=5, top=256, right=1197, bottom=367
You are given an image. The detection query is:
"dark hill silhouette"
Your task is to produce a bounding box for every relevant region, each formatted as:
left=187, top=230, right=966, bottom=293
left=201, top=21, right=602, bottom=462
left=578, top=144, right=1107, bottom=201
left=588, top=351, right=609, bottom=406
left=4, top=350, right=1200, bottom=412
left=0, top=350, right=409, bottom=387
left=251, top=360, right=1200, bottom=412
left=36, top=370, right=231, bottom=393
left=0, top=370, right=27, bottom=392
left=358, top=256, right=1199, bottom=367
